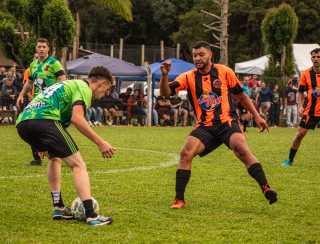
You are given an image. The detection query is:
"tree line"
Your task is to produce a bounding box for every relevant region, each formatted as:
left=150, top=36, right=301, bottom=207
left=0, top=0, right=319, bottom=68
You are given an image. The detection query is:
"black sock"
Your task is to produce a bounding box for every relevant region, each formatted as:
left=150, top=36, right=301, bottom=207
left=83, top=199, right=98, bottom=218
left=243, top=121, right=248, bottom=132
left=289, top=148, right=297, bottom=162
left=175, top=169, right=191, bottom=200
left=248, top=163, right=269, bottom=192
left=51, top=192, right=65, bottom=208
left=32, top=147, right=41, bottom=161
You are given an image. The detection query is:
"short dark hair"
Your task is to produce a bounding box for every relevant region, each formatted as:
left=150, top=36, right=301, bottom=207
left=310, top=48, right=320, bottom=55
left=192, top=41, right=213, bottom=52
left=36, top=38, right=50, bottom=47
left=88, top=66, right=112, bottom=83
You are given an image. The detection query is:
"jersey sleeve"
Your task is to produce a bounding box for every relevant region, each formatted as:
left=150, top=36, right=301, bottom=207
left=226, top=68, right=243, bottom=94
left=298, top=71, right=307, bottom=92
left=169, top=73, right=189, bottom=95
left=51, top=60, right=65, bottom=78
left=72, top=84, right=92, bottom=111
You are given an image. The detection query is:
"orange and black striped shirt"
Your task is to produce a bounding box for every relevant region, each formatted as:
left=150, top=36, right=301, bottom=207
left=299, top=68, right=320, bottom=117
left=169, top=64, right=243, bottom=127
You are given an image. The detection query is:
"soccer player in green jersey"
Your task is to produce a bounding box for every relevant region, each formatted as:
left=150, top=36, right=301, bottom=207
left=16, top=66, right=115, bottom=226
left=16, top=38, right=66, bottom=166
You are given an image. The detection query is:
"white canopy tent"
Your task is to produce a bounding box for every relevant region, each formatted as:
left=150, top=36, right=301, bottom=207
left=235, top=43, right=320, bottom=75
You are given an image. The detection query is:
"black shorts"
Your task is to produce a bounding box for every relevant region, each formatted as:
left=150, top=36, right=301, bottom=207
left=190, top=120, right=242, bottom=157
left=299, top=116, right=320, bottom=130
left=17, top=119, right=78, bottom=158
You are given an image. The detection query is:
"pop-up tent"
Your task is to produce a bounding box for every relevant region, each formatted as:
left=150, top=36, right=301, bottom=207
left=235, top=43, right=320, bottom=75
left=150, top=58, right=195, bottom=82
left=234, top=55, right=269, bottom=75
left=66, top=53, right=147, bottom=81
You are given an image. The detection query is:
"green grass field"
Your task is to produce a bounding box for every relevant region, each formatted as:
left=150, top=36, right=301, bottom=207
left=0, top=125, right=320, bottom=243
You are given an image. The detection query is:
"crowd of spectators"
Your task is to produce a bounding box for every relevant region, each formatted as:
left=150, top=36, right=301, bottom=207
left=85, top=86, right=195, bottom=127
left=239, top=74, right=300, bottom=128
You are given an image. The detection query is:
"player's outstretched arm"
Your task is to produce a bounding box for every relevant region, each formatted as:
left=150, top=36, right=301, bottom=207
left=159, top=60, right=172, bottom=97
left=71, top=105, right=116, bottom=158
left=236, top=92, right=269, bottom=132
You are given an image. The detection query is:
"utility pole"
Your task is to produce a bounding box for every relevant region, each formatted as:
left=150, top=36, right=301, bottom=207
left=201, top=0, right=229, bottom=65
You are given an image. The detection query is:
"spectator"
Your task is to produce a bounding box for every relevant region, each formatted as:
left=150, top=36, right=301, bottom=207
left=143, top=89, right=159, bottom=126
left=1, top=76, right=17, bottom=110
left=284, top=80, right=298, bottom=127
left=242, top=76, right=251, bottom=97
left=170, top=95, right=183, bottom=126
left=248, top=74, right=261, bottom=88
left=269, top=84, right=281, bottom=127
left=256, top=82, right=272, bottom=120
left=99, top=89, right=123, bottom=125
left=250, top=82, right=260, bottom=109
left=155, top=96, right=171, bottom=126
left=130, top=89, right=146, bottom=126
left=119, top=87, right=133, bottom=123
left=179, top=98, right=191, bottom=126
left=0, top=66, right=6, bottom=81
left=86, top=99, right=104, bottom=126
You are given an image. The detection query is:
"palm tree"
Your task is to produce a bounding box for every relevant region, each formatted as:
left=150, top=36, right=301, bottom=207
left=68, top=0, right=133, bottom=59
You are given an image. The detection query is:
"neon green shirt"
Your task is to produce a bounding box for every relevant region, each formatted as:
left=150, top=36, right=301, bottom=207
left=29, top=55, right=64, bottom=96
left=16, top=80, right=92, bottom=127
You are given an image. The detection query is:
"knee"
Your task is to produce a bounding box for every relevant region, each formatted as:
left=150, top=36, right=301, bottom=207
left=232, top=143, right=249, bottom=159
left=180, top=149, right=194, bottom=164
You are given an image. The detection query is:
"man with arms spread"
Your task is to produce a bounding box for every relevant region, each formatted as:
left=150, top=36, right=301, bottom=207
left=283, top=48, right=320, bottom=166
left=160, top=41, right=277, bottom=209
left=16, top=66, right=115, bottom=226
left=17, top=38, right=66, bottom=166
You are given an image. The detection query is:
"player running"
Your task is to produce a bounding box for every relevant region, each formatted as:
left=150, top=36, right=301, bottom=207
left=160, top=41, right=277, bottom=209
left=16, top=38, right=66, bottom=166
left=16, top=66, right=115, bottom=226
left=283, top=48, right=320, bottom=166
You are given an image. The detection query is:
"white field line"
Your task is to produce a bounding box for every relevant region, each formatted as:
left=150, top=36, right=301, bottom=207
left=0, top=147, right=179, bottom=180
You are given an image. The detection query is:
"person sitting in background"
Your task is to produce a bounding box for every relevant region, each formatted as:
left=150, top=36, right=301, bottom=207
left=179, top=98, right=191, bottom=126
left=155, top=96, right=172, bottom=126
left=1, top=76, right=17, bottom=110
left=170, top=95, right=182, bottom=126
left=0, top=66, right=6, bottom=81
left=86, top=99, right=104, bottom=127
left=0, top=76, right=17, bottom=123
left=119, top=87, right=132, bottom=124
left=99, top=89, right=123, bottom=125
left=127, top=89, right=146, bottom=126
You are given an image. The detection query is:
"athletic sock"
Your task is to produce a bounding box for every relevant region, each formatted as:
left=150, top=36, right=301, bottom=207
left=32, top=147, right=41, bottom=161
left=175, top=169, right=191, bottom=200
left=247, top=163, right=270, bottom=192
left=83, top=199, right=98, bottom=218
left=51, top=192, right=65, bottom=208
left=289, top=148, right=297, bottom=162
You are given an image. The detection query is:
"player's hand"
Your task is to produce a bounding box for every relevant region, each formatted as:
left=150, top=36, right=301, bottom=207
left=98, top=140, right=116, bottom=158
left=16, top=95, right=24, bottom=110
left=160, top=60, right=171, bottom=76
left=254, top=115, right=269, bottom=133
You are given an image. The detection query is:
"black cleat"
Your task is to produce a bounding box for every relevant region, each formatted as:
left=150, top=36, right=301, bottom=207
left=30, top=159, right=42, bottom=166
left=264, top=189, right=278, bottom=205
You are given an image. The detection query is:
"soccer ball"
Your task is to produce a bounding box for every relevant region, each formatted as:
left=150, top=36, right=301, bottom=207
left=71, top=197, right=99, bottom=221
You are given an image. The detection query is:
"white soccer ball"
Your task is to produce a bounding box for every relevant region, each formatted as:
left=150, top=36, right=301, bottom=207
left=71, top=197, right=99, bottom=221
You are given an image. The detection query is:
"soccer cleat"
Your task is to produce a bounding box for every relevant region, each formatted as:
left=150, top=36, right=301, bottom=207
left=170, top=199, right=186, bottom=209
left=263, top=186, right=278, bottom=205
left=30, top=159, right=42, bottom=166
left=282, top=159, right=293, bottom=167
left=52, top=207, right=74, bottom=220
left=86, top=215, right=113, bottom=226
